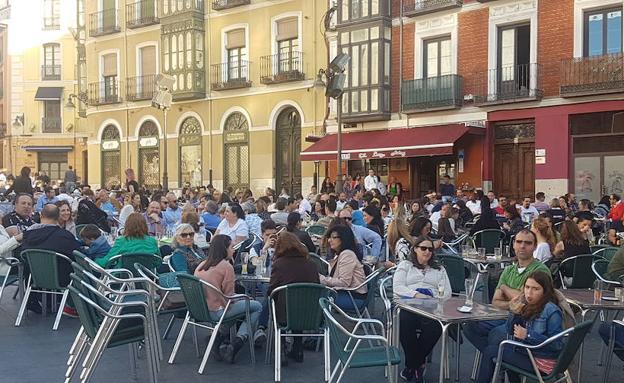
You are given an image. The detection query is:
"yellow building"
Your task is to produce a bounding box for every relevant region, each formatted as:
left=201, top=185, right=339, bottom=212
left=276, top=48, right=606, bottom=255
left=1, top=0, right=87, bottom=183
left=84, top=0, right=329, bottom=196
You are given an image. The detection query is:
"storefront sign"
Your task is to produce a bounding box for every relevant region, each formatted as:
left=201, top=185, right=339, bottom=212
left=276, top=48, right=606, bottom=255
left=224, top=131, right=248, bottom=143
left=341, top=153, right=351, bottom=160
left=536, top=156, right=546, bottom=164
left=535, top=149, right=546, bottom=157
left=358, top=153, right=368, bottom=159
left=390, top=150, right=406, bottom=157
left=458, top=149, right=465, bottom=173
left=139, top=137, right=158, bottom=148
left=102, top=140, right=120, bottom=150
left=371, top=151, right=386, bottom=159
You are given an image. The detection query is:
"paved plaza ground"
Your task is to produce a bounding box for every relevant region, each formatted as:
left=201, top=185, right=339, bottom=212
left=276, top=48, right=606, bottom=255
left=0, top=294, right=619, bottom=383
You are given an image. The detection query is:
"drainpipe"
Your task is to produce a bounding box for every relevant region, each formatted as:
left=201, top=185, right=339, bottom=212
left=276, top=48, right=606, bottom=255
left=207, top=3, right=213, bottom=186
left=398, top=0, right=404, bottom=120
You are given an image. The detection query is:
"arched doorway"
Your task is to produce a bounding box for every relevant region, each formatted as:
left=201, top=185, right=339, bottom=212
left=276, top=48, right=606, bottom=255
left=223, top=112, right=249, bottom=191
left=275, top=107, right=301, bottom=195
left=101, top=125, right=121, bottom=188
left=138, top=120, right=160, bottom=190
left=179, top=116, right=202, bottom=187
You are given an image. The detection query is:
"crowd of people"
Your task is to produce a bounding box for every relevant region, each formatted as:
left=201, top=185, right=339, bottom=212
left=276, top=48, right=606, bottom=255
left=1, top=165, right=624, bottom=381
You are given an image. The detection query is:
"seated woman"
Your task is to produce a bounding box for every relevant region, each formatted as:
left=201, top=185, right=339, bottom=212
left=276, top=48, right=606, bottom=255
left=56, top=200, right=76, bottom=236
left=310, top=200, right=325, bottom=222
left=214, top=203, right=248, bottom=246
left=531, top=217, right=556, bottom=263
left=181, top=210, right=209, bottom=250
left=363, top=205, right=385, bottom=236
left=319, top=225, right=367, bottom=311
left=552, top=220, right=590, bottom=260
left=393, top=236, right=452, bottom=382
left=469, top=197, right=501, bottom=236
left=169, top=223, right=205, bottom=274
left=502, top=205, right=525, bottom=238
left=410, top=217, right=442, bottom=250
left=262, top=232, right=320, bottom=363
left=285, top=212, right=316, bottom=253
left=194, top=235, right=262, bottom=363
left=387, top=218, right=414, bottom=263
left=97, top=212, right=160, bottom=267
left=477, top=270, right=564, bottom=383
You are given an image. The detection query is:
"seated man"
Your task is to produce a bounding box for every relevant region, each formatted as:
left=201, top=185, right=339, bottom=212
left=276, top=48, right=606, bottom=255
left=270, top=198, right=289, bottom=226
left=201, top=200, right=222, bottom=231
left=35, top=186, right=58, bottom=213
left=463, top=229, right=550, bottom=354
left=607, top=246, right=624, bottom=282
left=338, top=208, right=382, bottom=263
left=143, top=201, right=164, bottom=237
left=21, top=204, right=81, bottom=315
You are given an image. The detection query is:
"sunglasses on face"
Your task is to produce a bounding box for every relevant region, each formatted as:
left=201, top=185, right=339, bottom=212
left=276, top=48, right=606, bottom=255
left=179, top=232, right=194, bottom=238
left=416, top=246, right=434, bottom=253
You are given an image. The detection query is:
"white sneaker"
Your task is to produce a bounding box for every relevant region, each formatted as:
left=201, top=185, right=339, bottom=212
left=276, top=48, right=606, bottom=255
left=253, top=328, right=267, bottom=347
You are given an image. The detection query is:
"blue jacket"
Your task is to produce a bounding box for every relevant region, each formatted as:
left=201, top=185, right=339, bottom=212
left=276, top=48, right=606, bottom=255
left=506, top=302, right=564, bottom=358
left=202, top=213, right=222, bottom=230
left=170, top=245, right=204, bottom=274
left=83, top=235, right=112, bottom=261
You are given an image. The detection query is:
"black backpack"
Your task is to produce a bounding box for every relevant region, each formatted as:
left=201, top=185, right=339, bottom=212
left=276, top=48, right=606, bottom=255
left=76, top=199, right=111, bottom=233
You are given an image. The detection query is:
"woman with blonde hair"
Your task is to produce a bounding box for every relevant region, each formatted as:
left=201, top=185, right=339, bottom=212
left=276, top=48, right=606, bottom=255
left=531, top=216, right=556, bottom=262
left=387, top=218, right=414, bottom=262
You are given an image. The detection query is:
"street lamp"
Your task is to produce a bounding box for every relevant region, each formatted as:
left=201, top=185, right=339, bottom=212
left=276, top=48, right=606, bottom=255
left=151, top=74, right=175, bottom=192
left=315, top=53, right=349, bottom=193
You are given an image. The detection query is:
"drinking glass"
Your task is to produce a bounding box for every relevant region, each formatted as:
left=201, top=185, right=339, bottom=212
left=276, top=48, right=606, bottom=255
left=464, top=278, right=475, bottom=307
left=593, top=279, right=604, bottom=303
left=437, top=282, right=445, bottom=298
left=462, top=245, right=469, bottom=257
left=494, top=248, right=502, bottom=260
left=241, top=252, right=249, bottom=275
left=478, top=247, right=486, bottom=260
left=615, top=287, right=623, bottom=302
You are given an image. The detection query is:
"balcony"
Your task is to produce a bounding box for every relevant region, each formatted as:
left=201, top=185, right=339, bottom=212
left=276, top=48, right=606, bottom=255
left=126, top=74, right=156, bottom=101
left=41, top=65, right=61, bottom=81
left=0, top=123, right=6, bottom=138
left=169, top=70, right=206, bottom=101
left=160, top=0, right=204, bottom=17
left=212, top=0, right=250, bottom=11
left=42, top=16, right=60, bottom=30
left=560, top=53, right=624, bottom=97
left=473, top=63, right=543, bottom=106
left=88, top=80, right=123, bottom=105
left=89, top=9, right=121, bottom=37
left=403, top=0, right=463, bottom=17
left=402, top=74, right=463, bottom=112
left=211, top=62, right=252, bottom=90
left=260, top=52, right=305, bottom=85
left=126, top=0, right=158, bottom=29
left=42, top=117, right=61, bottom=133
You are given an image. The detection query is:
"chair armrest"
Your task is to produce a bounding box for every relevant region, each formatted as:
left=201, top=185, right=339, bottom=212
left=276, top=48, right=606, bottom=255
left=77, top=291, right=148, bottom=321
left=352, top=318, right=386, bottom=336
left=225, top=293, right=251, bottom=302
left=497, top=327, right=573, bottom=351
left=0, top=256, right=20, bottom=267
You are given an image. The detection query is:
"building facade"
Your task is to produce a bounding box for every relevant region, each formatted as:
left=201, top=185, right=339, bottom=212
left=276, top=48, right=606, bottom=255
left=302, top=0, right=624, bottom=202
left=83, top=0, right=328, bottom=196
left=0, top=0, right=85, bottom=182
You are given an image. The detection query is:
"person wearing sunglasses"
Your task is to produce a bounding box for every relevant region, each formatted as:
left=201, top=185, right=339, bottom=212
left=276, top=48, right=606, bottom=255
left=169, top=223, right=205, bottom=274
left=393, top=236, right=451, bottom=382
left=463, top=229, right=550, bottom=373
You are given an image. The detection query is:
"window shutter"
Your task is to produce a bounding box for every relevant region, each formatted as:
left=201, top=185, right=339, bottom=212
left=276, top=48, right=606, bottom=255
left=140, top=46, right=157, bottom=75
left=226, top=29, right=245, bottom=49
left=276, top=17, right=298, bottom=41
left=102, top=53, right=117, bottom=76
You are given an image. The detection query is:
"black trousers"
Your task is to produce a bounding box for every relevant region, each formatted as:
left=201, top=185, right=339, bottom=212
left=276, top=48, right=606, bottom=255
left=399, top=311, right=442, bottom=369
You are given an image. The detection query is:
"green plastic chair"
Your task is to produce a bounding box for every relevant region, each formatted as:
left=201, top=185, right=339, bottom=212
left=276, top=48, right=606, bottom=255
left=0, top=256, right=21, bottom=303
left=436, top=254, right=467, bottom=294
left=592, top=259, right=621, bottom=286
left=309, top=252, right=330, bottom=276
left=558, top=254, right=595, bottom=289
left=306, top=224, right=327, bottom=237
left=491, top=320, right=594, bottom=383
left=105, top=253, right=162, bottom=276
left=319, top=297, right=401, bottom=383
left=593, top=247, right=619, bottom=262
left=339, top=267, right=385, bottom=322
left=590, top=244, right=610, bottom=254
left=15, top=249, right=73, bottom=330
left=67, top=277, right=158, bottom=383
left=168, top=274, right=255, bottom=374
left=471, top=229, right=505, bottom=254
left=265, top=283, right=336, bottom=382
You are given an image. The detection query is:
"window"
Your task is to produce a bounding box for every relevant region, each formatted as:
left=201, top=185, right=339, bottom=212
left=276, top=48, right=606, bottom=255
left=162, top=26, right=206, bottom=95
left=276, top=17, right=299, bottom=72
left=584, top=7, right=622, bottom=57
left=424, top=37, right=451, bottom=78
left=43, top=100, right=61, bottom=133
left=42, top=43, right=61, bottom=80
left=43, top=0, right=60, bottom=30
left=339, top=0, right=385, bottom=24
left=225, top=29, right=247, bottom=80
left=102, top=53, right=118, bottom=101
left=179, top=117, right=202, bottom=187
left=101, top=125, right=121, bottom=188
left=38, top=152, right=67, bottom=182
left=496, top=24, right=531, bottom=94
left=138, top=121, right=160, bottom=189
left=223, top=112, right=249, bottom=190
left=339, top=24, right=391, bottom=116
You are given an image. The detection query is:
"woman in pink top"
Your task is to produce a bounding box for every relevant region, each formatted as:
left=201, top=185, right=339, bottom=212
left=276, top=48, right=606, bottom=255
left=194, top=235, right=262, bottom=363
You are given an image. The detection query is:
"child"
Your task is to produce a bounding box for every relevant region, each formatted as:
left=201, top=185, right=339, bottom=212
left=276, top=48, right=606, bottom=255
left=80, top=224, right=111, bottom=261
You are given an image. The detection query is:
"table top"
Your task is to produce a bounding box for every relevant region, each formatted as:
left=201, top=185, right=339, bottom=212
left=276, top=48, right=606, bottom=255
left=463, top=256, right=514, bottom=265
left=562, top=289, right=624, bottom=310
left=236, top=274, right=270, bottom=283
left=394, top=296, right=508, bottom=323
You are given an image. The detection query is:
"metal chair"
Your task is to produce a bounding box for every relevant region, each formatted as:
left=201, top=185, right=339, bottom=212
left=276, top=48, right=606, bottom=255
left=168, top=274, right=256, bottom=374
left=306, top=224, right=327, bottom=237
left=0, top=255, right=21, bottom=303
left=557, top=254, right=595, bottom=289
left=336, top=268, right=386, bottom=330
left=265, top=283, right=336, bottom=382
left=592, top=259, right=621, bottom=286
left=105, top=252, right=163, bottom=276
left=602, top=319, right=624, bottom=383
left=309, top=252, right=330, bottom=276
left=470, top=229, right=505, bottom=254
left=15, top=249, right=73, bottom=330
left=319, top=297, right=401, bottom=383
left=592, top=246, right=619, bottom=262
left=440, top=233, right=470, bottom=255
left=490, top=320, right=594, bottom=383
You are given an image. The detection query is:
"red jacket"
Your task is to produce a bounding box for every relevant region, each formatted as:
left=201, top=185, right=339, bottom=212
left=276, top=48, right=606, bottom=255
left=608, top=202, right=624, bottom=221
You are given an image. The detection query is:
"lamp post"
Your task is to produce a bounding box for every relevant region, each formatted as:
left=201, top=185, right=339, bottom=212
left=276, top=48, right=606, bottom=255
left=65, top=93, right=87, bottom=179
left=314, top=53, right=349, bottom=193
left=151, top=74, right=175, bottom=192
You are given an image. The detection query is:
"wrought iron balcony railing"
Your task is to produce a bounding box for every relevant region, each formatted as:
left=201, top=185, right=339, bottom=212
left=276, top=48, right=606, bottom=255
left=472, top=63, right=543, bottom=106
left=402, top=74, right=463, bottom=112
left=89, top=8, right=121, bottom=37
left=126, top=0, right=158, bottom=29
left=126, top=74, right=157, bottom=101
left=211, top=62, right=252, bottom=90
left=260, top=52, right=304, bottom=85
left=212, top=0, right=250, bottom=11
left=560, top=53, right=624, bottom=97
left=88, top=80, right=123, bottom=105
left=403, top=0, right=463, bottom=17
left=41, top=65, right=61, bottom=81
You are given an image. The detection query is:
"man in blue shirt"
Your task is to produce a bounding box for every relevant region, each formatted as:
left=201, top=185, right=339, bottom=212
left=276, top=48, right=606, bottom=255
left=338, top=208, right=382, bottom=262
left=35, top=186, right=58, bottom=213
left=96, top=188, right=117, bottom=216
left=163, top=192, right=182, bottom=232
left=201, top=200, right=222, bottom=231
left=439, top=175, right=455, bottom=203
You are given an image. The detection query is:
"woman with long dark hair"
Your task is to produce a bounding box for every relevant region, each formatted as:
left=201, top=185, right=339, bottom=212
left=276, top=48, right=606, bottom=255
left=319, top=225, right=367, bottom=310
left=363, top=205, right=384, bottom=236
left=477, top=270, right=564, bottom=383
left=394, top=236, right=451, bottom=381
left=194, top=235, right=262, bottom=363
left=553, top=219, right=590, bottom=260
left=469, top=197, right=501, bottom=236
left=286, top=212, right=316, bottom=253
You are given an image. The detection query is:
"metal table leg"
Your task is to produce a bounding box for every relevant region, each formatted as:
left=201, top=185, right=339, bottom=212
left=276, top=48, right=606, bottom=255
left=438, top=322, right=450, bottom=383
left=577, top=309, right=590, bottom=383
left=391, top=307, right=401, bottom=382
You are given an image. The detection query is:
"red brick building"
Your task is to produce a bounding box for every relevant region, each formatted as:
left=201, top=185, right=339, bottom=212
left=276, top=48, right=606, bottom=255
left=303, top=0, right=623, bottom=202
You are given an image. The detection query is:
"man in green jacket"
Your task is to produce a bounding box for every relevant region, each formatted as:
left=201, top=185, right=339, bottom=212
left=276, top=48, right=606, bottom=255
left=607, top=246, right=624, bottom=281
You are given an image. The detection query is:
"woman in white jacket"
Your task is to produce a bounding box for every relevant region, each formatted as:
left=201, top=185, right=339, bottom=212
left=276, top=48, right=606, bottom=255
left=393, top=235, right=451, bottom=382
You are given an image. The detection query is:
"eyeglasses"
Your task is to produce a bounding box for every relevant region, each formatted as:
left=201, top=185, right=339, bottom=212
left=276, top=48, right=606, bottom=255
left=416, top=246, right=434, bottom=252
left=179, top=232, right=194, bottom=238
left=514, top=239, right=534, bottom=245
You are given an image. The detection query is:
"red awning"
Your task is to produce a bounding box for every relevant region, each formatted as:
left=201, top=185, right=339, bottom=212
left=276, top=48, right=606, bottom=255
left=301, top=124, right=474, bottom=161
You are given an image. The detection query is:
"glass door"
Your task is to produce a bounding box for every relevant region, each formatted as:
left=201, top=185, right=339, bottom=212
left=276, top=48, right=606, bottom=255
left=604, top=155, right=624, bottom=195
left=574, top=155, right=624, bottom=201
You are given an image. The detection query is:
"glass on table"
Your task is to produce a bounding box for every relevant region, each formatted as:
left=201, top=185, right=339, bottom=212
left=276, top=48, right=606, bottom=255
left=478, top=247, right=486, bottom=260
left=461, top=245, right=470, bottom=257
left=494, top=247, right=502, bottom=260
left=593, top=279, right=604, bottom=303
left=464, top=278, right=475, bottom=307
left=615, top=287, right=623, bottom=303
